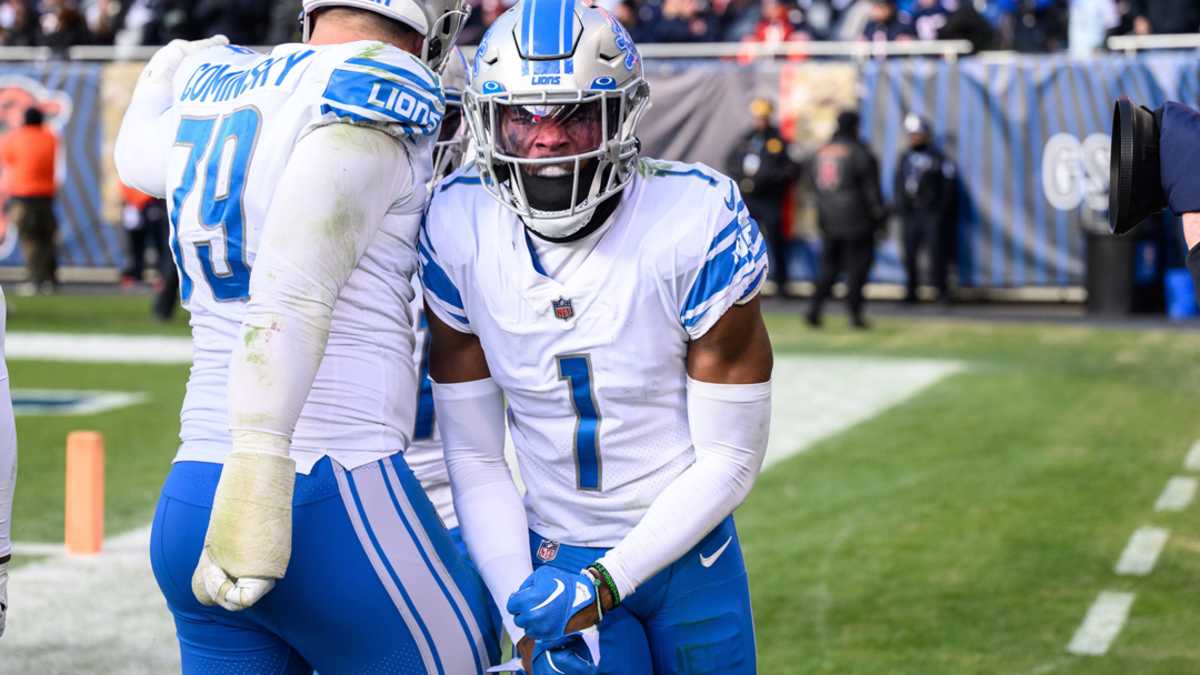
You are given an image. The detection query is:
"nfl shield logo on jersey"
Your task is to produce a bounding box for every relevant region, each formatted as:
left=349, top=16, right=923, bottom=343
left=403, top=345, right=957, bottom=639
left=552, top=297, right=575, bottom=321
left=537, top=539, right=561, bottom=562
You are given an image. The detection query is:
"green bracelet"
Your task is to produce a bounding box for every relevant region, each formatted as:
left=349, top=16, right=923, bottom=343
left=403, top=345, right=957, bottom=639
left=587, top=562, right=622, bottom=608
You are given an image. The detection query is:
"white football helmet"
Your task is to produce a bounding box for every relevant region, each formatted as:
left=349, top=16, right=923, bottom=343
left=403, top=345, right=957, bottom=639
left=432, top=47, right=472, bottom=184
left=464, top=0, right=651, bottom=240
left=301, top=0, right=470, bottom=71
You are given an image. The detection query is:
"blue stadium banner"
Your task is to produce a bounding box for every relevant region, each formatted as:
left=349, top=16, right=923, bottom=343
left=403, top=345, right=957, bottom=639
left=0, top=61, right=119, bottom=269
left=861, top=52, right=1200, bottom=288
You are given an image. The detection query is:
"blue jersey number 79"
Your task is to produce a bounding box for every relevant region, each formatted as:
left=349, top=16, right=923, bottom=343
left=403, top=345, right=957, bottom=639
left=170, top=107, right=261, bottom=302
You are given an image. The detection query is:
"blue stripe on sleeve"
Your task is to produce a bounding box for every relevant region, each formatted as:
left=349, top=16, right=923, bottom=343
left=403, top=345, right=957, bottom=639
left=418, top=241, right=466, bottom=312
left=323, top=69, right=442, bottom=135
left=344, top=57, right=442, bottom=102
left=682, top=213, right=767, bottom=328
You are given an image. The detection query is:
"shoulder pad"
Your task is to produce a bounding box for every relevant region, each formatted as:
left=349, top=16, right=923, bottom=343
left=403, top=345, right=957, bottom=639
left=314, top=43, right=445, bottom=140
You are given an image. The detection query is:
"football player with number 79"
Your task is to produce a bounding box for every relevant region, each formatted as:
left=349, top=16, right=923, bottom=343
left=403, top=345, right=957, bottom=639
left=421, top=1, right=774, bottom=672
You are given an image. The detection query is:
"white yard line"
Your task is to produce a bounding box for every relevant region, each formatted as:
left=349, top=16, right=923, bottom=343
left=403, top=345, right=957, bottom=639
left=5, top=354, right=961, bottom=675
left=1154, top=477, right=1198, bottom=513
left=1, top=528, right=178, bottom=675
left=1186, top=441, right=1200, bottom=472
left=6, top=332, right=192, bottom=364
left=1067, top=591, right=1135, bottom=656
left=1114, top=526, right=1170, bottom=577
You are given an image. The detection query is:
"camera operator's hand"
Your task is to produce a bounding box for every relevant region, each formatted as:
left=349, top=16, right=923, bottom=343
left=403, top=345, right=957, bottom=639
left=1184, top=213, right=1200, bottom=250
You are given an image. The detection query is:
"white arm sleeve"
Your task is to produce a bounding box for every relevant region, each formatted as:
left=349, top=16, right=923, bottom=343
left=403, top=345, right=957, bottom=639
left=435, top=378, right=530, bottom=642
left=0, top=291, right=14, bottom=560
left=227, top=124, right=411, bottom=456
left=113, top=77, right=176, bottom=198
left=114, top=36, right=230, bottom=197
left=596, top=378, right=771, bottom=599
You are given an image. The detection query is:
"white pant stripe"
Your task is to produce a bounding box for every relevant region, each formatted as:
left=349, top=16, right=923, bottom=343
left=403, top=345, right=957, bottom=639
left=380, top=458, right=492, bottom=667
left=355, top=462, right=483, bottom=674
left=333, top=462, right=441, bottom=675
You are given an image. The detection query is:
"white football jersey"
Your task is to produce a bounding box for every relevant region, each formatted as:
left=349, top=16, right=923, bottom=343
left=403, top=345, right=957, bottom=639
left=157, top=41, right=442, bottom=472
left=421, top=159, right=767, bottom=547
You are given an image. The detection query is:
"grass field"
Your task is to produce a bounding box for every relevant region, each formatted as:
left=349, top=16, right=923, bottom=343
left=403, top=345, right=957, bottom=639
left=8, top=295, right=1200, bottom=674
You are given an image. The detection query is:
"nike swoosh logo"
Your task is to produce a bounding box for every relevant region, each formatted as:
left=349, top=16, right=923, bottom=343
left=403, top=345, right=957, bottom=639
left=531, top=579, right=565, bottom=611
left=699, top=536, right=733, bottom=568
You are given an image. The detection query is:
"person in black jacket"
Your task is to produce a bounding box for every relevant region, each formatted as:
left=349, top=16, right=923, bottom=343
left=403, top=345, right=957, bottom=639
left=895, top=114, right=957, bottom=304
left=726, top=99, right=799, bottom=297
left=1132, top=0, right=1200, bottom=35
left=806, top=110, right=886, bottom=329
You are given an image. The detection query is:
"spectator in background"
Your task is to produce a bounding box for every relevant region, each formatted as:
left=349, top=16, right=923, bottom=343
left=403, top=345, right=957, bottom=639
left=806, top=110, right=886, bottom=330
left=0, top=0, right=42, bottom=46
left=717, top=0, right=761, bottom=41
left=615, top=0, right=650, bottom=42
left=895, top=113, right=957, bottom=305
left=862, top=0, right=916, bottom=41
left=938, top=0, right=996, bottom=51
left=267, top=0, right=302, bottom=44
left=119, top=184, right=178, bottom=321
left=645, top=0, right=718, bottom=42
left=1010, top=0, right=1067, bottom=52
left=40, top=0, right=92, bottom=54
left=904, top=0, right=949, bottom=40
left=1131, top=0, right=1200, bottom=35
left=745, top=0, right=811, bottom=46
left=727, top=98, right=799, bottom=297
left=192, top=0, right=269, bottom=46
left=0, top=108, right=59, bottom=295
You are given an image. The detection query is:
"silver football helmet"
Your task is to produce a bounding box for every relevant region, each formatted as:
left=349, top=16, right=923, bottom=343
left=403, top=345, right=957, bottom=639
left=432, top=47, right=472, bottom=183
left=464, top=0, right=651, bottom=240
left=301, top=0, right=470, bottom=71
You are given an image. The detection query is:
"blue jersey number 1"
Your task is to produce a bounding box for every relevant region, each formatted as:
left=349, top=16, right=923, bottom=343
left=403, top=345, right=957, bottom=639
left=171, top=108, right=261, bottom=302
left=557, top=355, right=602, bottom=491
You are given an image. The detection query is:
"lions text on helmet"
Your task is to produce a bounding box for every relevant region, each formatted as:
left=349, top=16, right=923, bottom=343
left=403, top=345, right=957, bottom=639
left=464, top=3, right=650, bottom=241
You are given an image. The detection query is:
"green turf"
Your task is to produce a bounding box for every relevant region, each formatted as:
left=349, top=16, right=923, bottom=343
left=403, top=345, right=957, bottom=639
left=6, top=292, right=190, bottom=336
left=9, top=360, right=186, bottom=542
left=8, top=294, right=1200, bottom=673
left=746, top=315, right=1200, bottom=674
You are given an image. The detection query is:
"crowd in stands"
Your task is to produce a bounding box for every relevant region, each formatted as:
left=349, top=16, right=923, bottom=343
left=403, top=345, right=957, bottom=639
left=0, top=0, right=1196, bottom=54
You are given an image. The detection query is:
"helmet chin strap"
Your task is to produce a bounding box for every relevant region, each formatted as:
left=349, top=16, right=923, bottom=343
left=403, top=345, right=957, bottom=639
left=520, top=161, right=608, bottom=241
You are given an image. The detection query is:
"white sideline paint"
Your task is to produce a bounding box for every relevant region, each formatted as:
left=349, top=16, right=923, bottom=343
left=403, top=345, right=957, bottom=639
left=1114, top=526, right=1170, bottom=577
left=6, top=332, right=192, bottom=364
left=4, top=354, right=960, bottom=675
left=762, top=356, right=964, bottom=469
left=0, top=528, right=177, bottom=675
left=1067, top=591, right=1135, bottom=656
left=1154, top=477, right=1198, bottom=513
left=1185, top=441, right=1200, bottom=472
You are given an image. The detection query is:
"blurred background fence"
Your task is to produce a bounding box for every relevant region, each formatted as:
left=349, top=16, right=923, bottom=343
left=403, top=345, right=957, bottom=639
left=0, top=41, right=1198, bottom=297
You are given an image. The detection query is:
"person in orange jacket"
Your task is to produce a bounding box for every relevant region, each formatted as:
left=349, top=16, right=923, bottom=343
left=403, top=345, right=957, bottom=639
left=0, top=108, right=58, bottom=294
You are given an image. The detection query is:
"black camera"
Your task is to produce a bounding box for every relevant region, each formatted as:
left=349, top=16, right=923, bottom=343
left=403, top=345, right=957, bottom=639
left=1109, top=98, right=1167, bottom=236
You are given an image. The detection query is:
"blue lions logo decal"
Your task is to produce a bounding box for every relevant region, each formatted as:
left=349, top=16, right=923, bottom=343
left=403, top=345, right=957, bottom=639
left=607, top=14, right=639, bottom=71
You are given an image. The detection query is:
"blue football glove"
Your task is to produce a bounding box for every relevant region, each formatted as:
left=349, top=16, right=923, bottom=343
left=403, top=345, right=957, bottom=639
left=529, top=634, right=597, bottom=675
left=507, top=566, right=597, bottom=641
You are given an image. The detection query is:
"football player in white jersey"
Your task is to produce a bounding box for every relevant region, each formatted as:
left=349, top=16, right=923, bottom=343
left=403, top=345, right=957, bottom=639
left=0, top=287, right=15, bottom=639
left=409, top=45, right=470, bottom=540
left=113, top=2, right=499, bottom=673
left=421, top=2, right=774, bottom=673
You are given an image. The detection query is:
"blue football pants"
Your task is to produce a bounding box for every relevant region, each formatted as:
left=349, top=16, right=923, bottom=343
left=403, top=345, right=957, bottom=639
left=150, top=456, right=501, bottom=675
left=529, top=516, right=757, bottom=674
